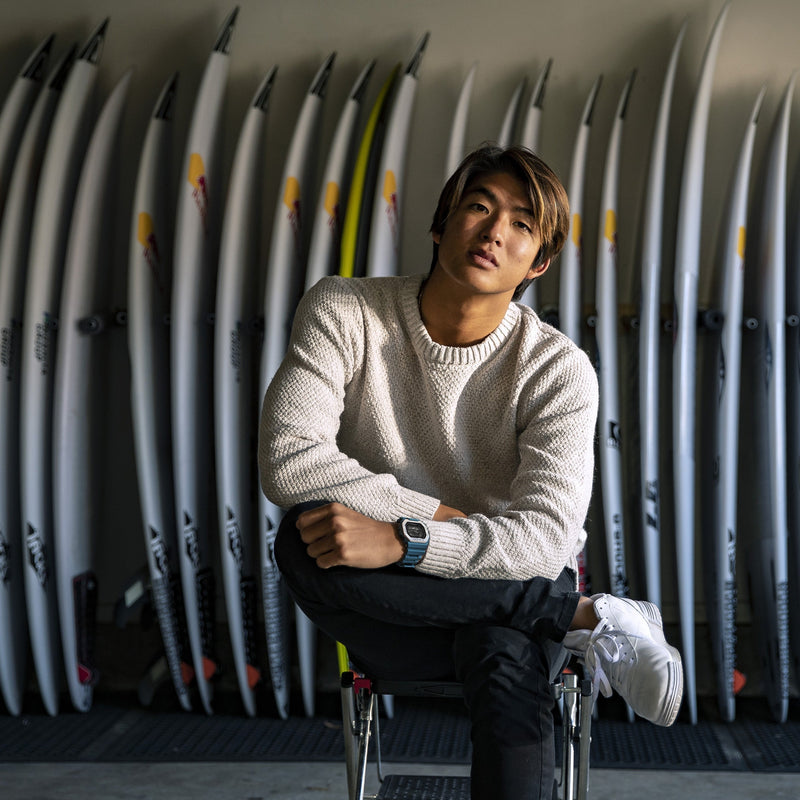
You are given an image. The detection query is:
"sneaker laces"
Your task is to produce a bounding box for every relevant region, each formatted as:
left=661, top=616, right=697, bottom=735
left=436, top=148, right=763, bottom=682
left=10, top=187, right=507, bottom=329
left=582, top=619, right=642, bottom=701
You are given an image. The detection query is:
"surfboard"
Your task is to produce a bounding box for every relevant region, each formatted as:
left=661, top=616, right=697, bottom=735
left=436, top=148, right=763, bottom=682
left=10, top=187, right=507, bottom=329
left=444, top=62, right=477, bottom=182
left=557, top=76, right=601, bottom=593
left=214, top=66, right=277, bottom=718
left=305, top=60, right=374, bottom=291
left=128, top=73, right=193, bottom=712
left=171, top=7, right=238, bottom=716
left=672, top=0, right=729, bottom=725
left=366, top=33, right=429, bottom=279
left=788, top=90, right=800, bottom=699
left=518, top=59, right=552, bottom=311
left=595, top=71, right=635, bottom=604
left=739, top=74, right=794, bottom=724
left=520, top=60, right=551, bottom=154
left=497, top=77, right=525, bottom=147
left=638, top=24, right=686, bottom=609
left=53, top=68, right=132, bottom=713
left=20, top=19, right=108, bottom=717
left=259, top=52, right=335, bottom=719
left=0, top=35, right=53, bottom=221
left=699, top=87, right=763, bottom=723
left=339, top=64, right=399, bottom=280
left=0, top=46, right=73, bottom=718
left=559, top=76, right=601, bottom=348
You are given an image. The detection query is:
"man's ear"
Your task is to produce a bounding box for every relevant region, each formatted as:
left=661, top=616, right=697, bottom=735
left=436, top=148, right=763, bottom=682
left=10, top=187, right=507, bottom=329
left=528, top=257, right=550, bottom=280
left=432, top=229, right=441, bottom=245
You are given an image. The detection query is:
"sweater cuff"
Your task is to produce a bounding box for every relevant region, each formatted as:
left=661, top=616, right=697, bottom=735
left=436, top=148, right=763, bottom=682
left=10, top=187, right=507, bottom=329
left=413, top=520, right=466, bottom=577
left=391, top=490, right=441, bottom=522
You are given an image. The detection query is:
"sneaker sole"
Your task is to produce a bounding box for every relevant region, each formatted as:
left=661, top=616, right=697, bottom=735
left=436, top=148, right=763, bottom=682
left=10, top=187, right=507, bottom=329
left=620, top=599, right=685, bottom=726
left=657, top=651, right=684, bottom=726
left=637, top=601, right=684, bottom=726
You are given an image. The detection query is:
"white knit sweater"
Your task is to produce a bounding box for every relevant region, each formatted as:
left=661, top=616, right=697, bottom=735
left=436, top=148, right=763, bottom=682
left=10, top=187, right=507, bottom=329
left=259, top=274, right=598, bottom=582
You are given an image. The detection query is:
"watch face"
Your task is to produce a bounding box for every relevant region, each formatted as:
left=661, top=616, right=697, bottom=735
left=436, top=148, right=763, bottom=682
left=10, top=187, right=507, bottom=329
left=404, top=521, right=428, bottom=540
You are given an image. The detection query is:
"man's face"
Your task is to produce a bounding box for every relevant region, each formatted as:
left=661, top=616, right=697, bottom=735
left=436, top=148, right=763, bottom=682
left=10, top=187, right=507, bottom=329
left=432, top=171, right=550, bottom=298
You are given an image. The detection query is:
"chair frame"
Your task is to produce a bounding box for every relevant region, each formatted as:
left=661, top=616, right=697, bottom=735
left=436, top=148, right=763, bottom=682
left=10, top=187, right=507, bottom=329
left=338, top=643, right=594, bottom=800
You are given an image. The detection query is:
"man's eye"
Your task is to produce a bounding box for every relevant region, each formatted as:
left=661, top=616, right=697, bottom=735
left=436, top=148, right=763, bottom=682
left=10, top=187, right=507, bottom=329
left=469, top=202, right=488, bottom=212
left=515, top=221, right=532, bottom=233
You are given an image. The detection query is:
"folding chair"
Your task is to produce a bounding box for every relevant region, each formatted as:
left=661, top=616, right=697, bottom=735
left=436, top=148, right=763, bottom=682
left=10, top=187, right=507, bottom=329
left=338, top=642, right=594, bottom=800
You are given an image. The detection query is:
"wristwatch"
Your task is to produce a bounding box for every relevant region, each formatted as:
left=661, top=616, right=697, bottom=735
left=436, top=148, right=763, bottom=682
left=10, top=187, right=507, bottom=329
left=396, top=517, right=430, bottom=567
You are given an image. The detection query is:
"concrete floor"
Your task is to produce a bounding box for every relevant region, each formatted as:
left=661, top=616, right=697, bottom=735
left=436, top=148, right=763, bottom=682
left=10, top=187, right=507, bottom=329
left=1, top=761, right=799, bottom=799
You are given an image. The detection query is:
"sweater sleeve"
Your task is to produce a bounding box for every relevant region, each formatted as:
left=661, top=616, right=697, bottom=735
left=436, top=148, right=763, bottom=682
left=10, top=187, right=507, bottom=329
left=258, top=277, right=442, bottom=521
left=417, top=343, right=598, bottom=582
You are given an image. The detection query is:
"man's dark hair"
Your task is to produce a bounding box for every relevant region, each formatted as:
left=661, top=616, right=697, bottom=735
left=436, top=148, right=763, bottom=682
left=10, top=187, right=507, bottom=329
left=429, top=144, right=570, bottom=301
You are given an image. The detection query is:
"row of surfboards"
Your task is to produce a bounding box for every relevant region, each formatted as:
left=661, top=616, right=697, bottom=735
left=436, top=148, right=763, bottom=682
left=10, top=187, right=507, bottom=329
left=0, top=3, right=796, bottom=725
left=590, top=1, right=799, bottom=726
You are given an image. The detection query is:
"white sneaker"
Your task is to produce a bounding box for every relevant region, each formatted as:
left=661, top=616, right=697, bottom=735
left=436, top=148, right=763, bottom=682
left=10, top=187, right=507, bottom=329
left=563, top=594, right=683, bottom=726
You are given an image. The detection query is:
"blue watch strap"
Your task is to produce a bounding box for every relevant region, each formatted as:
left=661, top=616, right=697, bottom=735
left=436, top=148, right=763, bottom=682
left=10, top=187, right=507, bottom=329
left=396, top=517, right=429, bottom=567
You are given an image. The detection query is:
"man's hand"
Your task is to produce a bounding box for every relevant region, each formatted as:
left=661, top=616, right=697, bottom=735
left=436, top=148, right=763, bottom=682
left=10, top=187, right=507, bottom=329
left=296, top=502, right=404, bottom=569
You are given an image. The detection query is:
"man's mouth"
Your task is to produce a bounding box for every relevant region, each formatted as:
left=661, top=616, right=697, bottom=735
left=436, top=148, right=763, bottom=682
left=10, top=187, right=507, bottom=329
left=470, top=249, right=498, bottom=267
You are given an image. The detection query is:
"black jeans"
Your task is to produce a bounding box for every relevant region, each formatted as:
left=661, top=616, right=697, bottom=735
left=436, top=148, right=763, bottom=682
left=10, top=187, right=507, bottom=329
left=274, top=503, right=580, bottom=800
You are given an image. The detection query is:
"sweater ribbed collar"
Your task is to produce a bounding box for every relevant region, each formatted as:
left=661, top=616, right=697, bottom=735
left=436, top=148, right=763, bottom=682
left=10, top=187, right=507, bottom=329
left=402, top=274, right=520, bottom=365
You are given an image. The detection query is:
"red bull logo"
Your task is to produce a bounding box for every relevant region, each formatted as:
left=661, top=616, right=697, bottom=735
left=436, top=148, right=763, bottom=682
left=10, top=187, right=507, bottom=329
left=188, top=153, right=209, bottom=232
left=571, top=213, right=582, bottom=249
left=137, top=212, right=166, bottom=294
left=383, top=170, right=399, bottom=252
left=324, top=181, right=340, bottom=235
left=284, top=176, right=301, bottom=246
left=737, top=226, right=746, bottom=263
left=604, top=209, right=618, bottom=254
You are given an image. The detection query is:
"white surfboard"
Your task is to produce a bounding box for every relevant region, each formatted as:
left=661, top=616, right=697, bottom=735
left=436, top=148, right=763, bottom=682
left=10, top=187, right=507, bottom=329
left=444, top=62, right=477, bottom=182
left=638, top=24, right=686, bottom=608
left=171, top=8, right=238, bottom=715
left=0, top=35, right=53, bottom=220
left=305, top=60, right=374, bottom=291
left=366, top=33, right=429, bottom=279
left=214, top=66, right=277, bottom=718
left=20, top=19, right=108, bottom=717
left=595, top=72, right=635, bottom=603
left=788, top=92, right=800, bottom=700
left=128, top=73, right=192, bottom=712
left=497, top=77, right=525, bottom=147
left=699, top=87, right=763, bottom=723
left=259, top=53, right=335, bottom=719
left=0, top=46, right=73, bottom=718
left=557, top=76, right=601, bottom=593
left=520, top=59, right=551, bottom=154
left=518, top=59, right=552, bottom=311
left=53, top=68, right=133, bottom=713
left=672, top=1, right=729, bottom=725
left=739, top=74, right=794, bottom=724
left=559, top=76, right=601, bottom=348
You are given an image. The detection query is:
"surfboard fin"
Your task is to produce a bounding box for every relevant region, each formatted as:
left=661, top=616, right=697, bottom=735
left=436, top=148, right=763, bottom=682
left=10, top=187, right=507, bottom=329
left=73, top=571, right=100, bottom=687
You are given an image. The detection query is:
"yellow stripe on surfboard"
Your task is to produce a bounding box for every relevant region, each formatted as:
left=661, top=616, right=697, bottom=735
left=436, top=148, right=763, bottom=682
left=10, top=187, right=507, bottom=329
left=339, top=64, right=399, bottom=278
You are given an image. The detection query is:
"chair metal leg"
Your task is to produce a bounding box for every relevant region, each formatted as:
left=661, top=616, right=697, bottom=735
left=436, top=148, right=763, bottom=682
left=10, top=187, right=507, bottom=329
left=576, top=677, right=593, bottom=800
left=341, top=669, right=377, bottom=800
left=555, top=672, right=594, bottom=800
left=341, top=681, right=359, bottom=800
left=354, top=688, right=376, bottom=800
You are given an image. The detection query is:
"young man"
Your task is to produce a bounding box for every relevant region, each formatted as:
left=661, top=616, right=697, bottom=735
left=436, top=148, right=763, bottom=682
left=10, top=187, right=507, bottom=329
left=259, top=145, right=683, bottom=799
